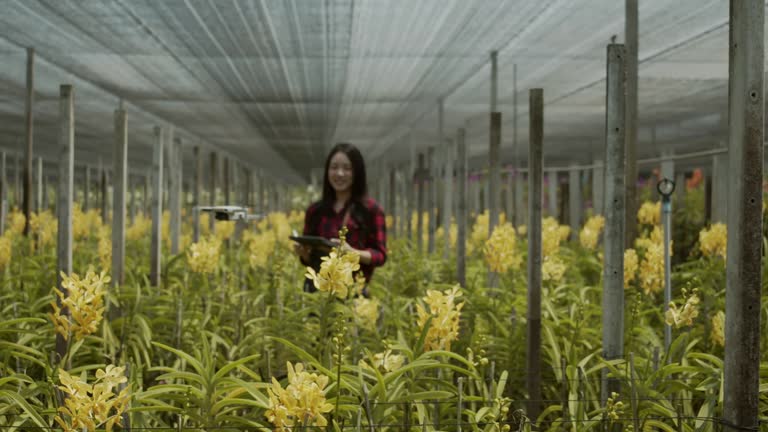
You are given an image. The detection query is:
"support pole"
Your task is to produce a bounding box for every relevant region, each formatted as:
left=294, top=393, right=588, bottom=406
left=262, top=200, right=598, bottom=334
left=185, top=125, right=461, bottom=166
left=416, top=152, right=425, bottom=253
left=150, top=127, right=164, bottom=287
left=84, top=165, right=90, bottom=211
left=36, top=157, right=42, bottom=213
left=593, top=159, right=604, bottom=215
left=723, top=0, right=764, bottom=429
left=603, top=44, right=627, bottom=403
left=526, top=88, right=544, bottom=420
left=111, top=109, right=128, bottom=287
left=625, top=0, right=639, bottom=247
left=0, top=152, right=6, bottom=234
left=428, top=148, right=436, bottom=253
left=193, top=146, right=202, bottom=242
left=512, top=63, right=520, bottom=227
left=442, top=140, right=453, bottom=259
left=547, top=172, right=557, bottom=218
left=209, top=152, right=217, bottom=233
left=569, top=165, right=582, bottom=238
left=169, top=135, right=181, bottom=255
left=712, top=153, right=729, bottom=223
left=223, top=157, right=230, bottom=205
left=101, top=163, right=108, bottom=223
left=23, top=48, right=34, bottom=236
left=489, top=112, right=502, bottom=234
left=56, top=84, right=74, bottom=360
left=389, top=167, right=397, bottom=239
left=457, top=128, right=468, bottom=287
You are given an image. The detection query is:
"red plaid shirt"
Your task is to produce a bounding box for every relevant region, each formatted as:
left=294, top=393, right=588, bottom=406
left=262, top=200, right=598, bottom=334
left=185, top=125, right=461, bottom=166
left=303, top=197, right=387, bottom=281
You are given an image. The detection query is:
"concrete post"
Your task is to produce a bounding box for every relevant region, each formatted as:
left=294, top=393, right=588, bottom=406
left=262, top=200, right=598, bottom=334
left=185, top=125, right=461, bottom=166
left=489, top=112, right=502, bottom=234
left=23, top=48, right=34, bottom=236
left=258, top=170, right=265, bottom=215
left=56, top=84, right=74, bottom=359
left=416, top=152, right=425, bottom=253
left=512, top=63, right=519, bottom=226
left=712, top=152, right=729, bottom=223
left=100, top=162, right=108, bottom=223
left=593, top=159, right=604, bottom=215
left=442, top=140, right=453, bottom=259
left=457, top=128, right=468, bottom=287
left=569, top=165, right=582, bottom=237
left=389, top=167, right=397, bottom=239
left=129, top=177, right=135, bottom=226
left=674, top=172, right=686, bottom=205
left=223, top=157, right=230, bottom=205
left=193, top=146, right=202, bottom=242
left=150, top=127, right=164, bottom=287
left=143, top=174, right=149, bottom=217
left=43, top=174, right=48, bottom=212
left=526, top=89, right=544, bottom=420
left=84, top=165, right=90, bottom=211
left=209, top=152, right=217, bottom=233
left=625, top=0, right=639, bottom=247
left=0, top=152, right=6, bottom=234
left=515, top=171, right=525, bottom=226
left=723, top=1, right=764, bottom=429
left=547, top=172, right=558, bottom=218
left=35, top=157, right=42, bottom=213
left=603, top=44, right=627, bottom=403
left=428, top=148, right=437, bottom=253
left=169, top=136, right=182, bottom=255
left=111, top=109, right=128, bottom=287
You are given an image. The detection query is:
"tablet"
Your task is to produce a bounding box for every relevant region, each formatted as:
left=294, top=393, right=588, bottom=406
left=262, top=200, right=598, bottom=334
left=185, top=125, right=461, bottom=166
left=289, top=235, right=336, bottom=249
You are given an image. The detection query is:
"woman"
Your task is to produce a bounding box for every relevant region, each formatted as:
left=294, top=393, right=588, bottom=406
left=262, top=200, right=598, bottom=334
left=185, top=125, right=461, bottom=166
left=295, top=143, right=387, bottom=296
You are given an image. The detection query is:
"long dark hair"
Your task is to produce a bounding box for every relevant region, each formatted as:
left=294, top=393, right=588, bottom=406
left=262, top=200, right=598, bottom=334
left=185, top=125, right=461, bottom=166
left=321, top=143, right=368, bottom=205
left=319, top=143, right=372, bottom=240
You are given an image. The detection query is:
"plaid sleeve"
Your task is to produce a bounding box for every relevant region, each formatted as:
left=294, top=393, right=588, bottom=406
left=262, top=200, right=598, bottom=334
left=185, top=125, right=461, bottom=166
left=366, top=199, right=387, bottom=266
left=303, top=203, right=318, bottom=235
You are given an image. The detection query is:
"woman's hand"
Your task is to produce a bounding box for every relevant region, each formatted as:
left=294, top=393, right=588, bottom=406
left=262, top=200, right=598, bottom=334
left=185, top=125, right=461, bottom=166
left=294, top=243, right=311, bottom=262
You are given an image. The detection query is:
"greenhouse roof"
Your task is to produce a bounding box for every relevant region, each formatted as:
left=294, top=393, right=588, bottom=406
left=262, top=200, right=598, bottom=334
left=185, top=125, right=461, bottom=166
left=0, top=0, right=747, bottom=183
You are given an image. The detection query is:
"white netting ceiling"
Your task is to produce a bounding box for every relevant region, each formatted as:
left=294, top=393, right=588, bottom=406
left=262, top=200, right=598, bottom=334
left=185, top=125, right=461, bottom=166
left=0, top=0, right=755, bottom=183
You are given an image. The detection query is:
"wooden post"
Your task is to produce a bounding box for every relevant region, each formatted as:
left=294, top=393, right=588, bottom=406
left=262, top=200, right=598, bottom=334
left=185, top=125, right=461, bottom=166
left=457, top=128, right=468, bottom=287
left=111, top=109, right=128, bottom=287
left=527, top=88, right=544, bottom=420
left=150, top=127, right=164, bottom=287
left=569, top=165, right=582, bottom=238
left=723, top=0, right=764, bottom=429
left=209, top=152, right=217, bottom=233
left=23, top=48, right=34, bottom=236
left=56, top=84, right=75, bottom=360
left=625, top=0, right=639, bottom=247
left=169, top=136, right=181, bottom=255
left=193, top=146, right=202, bottom=242
left=603, top=44, right=627, bottom=403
